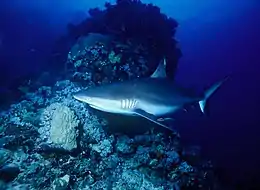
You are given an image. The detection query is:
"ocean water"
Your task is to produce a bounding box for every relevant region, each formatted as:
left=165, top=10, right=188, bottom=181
left=0, top=0, right=260, bottom=189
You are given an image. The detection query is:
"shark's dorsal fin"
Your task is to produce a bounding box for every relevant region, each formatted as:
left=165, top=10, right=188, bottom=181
left=150, top=58, right=167, bottom=78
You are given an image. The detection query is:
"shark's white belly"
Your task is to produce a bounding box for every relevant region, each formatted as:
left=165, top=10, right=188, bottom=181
left=89, top=100, right=136, bottom=116
left=138, top=101, right=179, bottom=116
left=88, top=98, right=179, bottom=117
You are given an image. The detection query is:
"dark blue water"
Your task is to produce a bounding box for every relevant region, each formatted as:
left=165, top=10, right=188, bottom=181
left=172, top=0, right=260, bottom=184
left=1, top=0, right=259, bottom=187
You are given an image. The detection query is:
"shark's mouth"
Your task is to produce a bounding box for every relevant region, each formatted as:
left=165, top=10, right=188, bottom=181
left=88, top=104, right=112, bottom=113
left=89, top=104, right=101, bottom=110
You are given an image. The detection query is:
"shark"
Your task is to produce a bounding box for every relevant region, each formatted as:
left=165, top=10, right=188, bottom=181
left=73, top=59, right=228, bottom=131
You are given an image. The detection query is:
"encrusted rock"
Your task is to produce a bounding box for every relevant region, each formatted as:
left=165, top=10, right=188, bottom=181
left=115, top=135, right=134, bottom=154
left=51, top=174, right=70, bottom=190
left=0, top=163, right=20, bottom=182
left=0, top=148, right=11, bottom=167
left=39, top=103, right=79, bottom=151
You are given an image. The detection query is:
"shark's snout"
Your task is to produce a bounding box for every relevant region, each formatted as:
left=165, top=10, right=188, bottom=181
left=73, top=90, right=124, bottom=114
left=73, top=94, right=81, bottom=101
left=73, top=92, right=92, bottom=103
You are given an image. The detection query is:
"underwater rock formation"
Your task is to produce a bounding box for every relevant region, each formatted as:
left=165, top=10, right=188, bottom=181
left=39, top=103, right=79, bottom=151
left=0, top=0, right=224, bottom=189
left=67, top=32, right=151, bottom=85
left=0, top=79, right=221, bottom=189
left=51, top=0, right=181, bottom=81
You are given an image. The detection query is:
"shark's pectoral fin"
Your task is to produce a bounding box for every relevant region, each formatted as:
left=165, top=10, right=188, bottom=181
left=133, top=109, right=175, bottom=131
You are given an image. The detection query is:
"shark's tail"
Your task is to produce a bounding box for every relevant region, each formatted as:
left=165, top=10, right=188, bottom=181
left=199, top=76, right=229, bottom=114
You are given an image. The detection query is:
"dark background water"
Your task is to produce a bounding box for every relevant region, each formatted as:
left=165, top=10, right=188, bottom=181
left=1, top=0, right=259, bottom=187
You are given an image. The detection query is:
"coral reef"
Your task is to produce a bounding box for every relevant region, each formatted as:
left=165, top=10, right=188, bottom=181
left=0, top=80, right=220, bottom=189
left=66, top=32, right=150, bottom=85
left=0, top=0, right=224, bottom=189
left=39, top=103, right=79, bottom=151
left=51, top=0, right=181, bottom=81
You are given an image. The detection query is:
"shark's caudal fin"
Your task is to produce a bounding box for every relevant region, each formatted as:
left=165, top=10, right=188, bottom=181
left=199, top=76, right=229, bottom=114
left=150, top=58, right=167, bottom=78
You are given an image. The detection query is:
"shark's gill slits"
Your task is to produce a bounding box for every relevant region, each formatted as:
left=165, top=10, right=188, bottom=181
left=121, top=99, right=128, bottom=109
left=130, top=99, right=134, bottom=108
left=121, top=99, right=125, bottom=109
left=133, top=99, right=138, bottom=109
left=121, top=99, right=138, bottom=109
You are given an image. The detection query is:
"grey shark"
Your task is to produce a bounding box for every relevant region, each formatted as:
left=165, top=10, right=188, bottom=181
left=73, top=59, right=228, bottom=131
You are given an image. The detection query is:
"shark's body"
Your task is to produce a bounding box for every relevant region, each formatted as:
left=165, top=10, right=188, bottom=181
left=74, top=59, right=228, bottom=131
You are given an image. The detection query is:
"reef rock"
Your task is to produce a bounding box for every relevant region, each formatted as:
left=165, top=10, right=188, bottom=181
left=39, top=103, right=79, bottom=151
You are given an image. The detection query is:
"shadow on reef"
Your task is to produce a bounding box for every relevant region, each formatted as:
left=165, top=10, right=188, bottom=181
left=0, top=0, right=231, bottom=189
